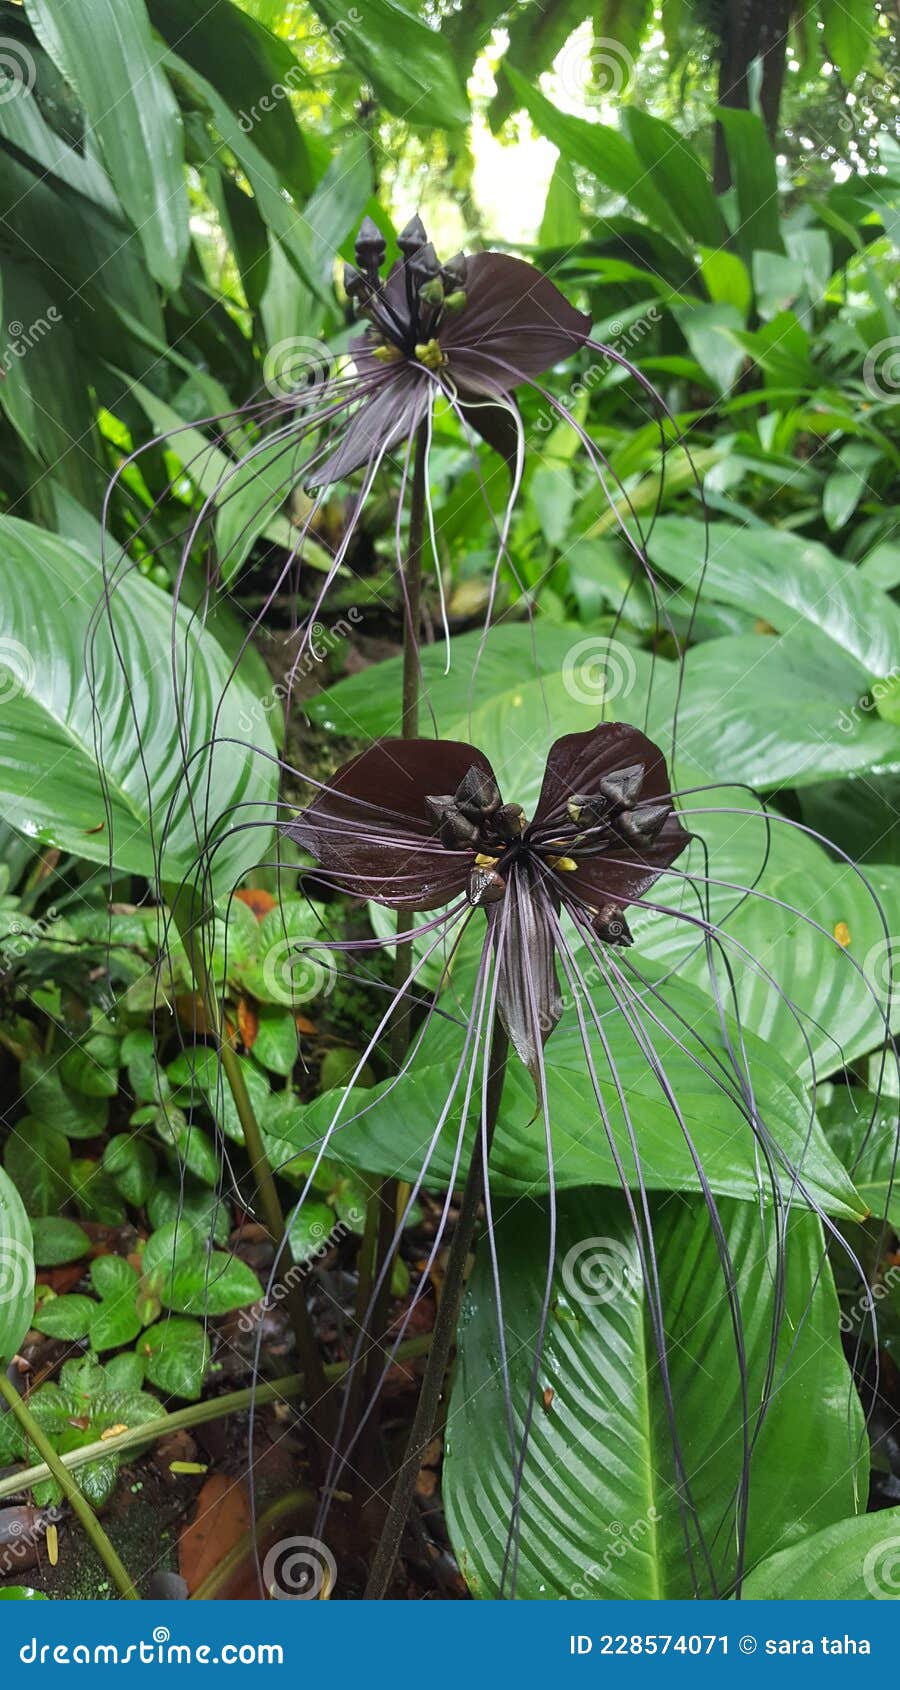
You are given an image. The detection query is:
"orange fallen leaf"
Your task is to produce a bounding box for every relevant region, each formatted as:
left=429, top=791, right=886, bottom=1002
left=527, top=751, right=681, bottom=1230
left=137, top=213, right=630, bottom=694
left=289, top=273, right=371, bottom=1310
left=237, top=997, right=259, bottom=1049
left=179, top=1473, right=251, bottom=1595
left=235, top=888, right=277, bottom=920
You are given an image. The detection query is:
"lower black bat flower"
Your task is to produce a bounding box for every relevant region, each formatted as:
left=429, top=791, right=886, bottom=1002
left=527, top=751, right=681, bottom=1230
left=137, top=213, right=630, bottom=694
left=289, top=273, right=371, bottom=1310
left=287, top=723, right=689, bottom=1080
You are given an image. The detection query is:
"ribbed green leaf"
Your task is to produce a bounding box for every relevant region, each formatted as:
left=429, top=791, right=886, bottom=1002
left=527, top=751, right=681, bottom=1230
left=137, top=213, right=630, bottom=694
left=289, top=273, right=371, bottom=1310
left=444, top=1190, right=863, bottom=1597
left=285, top=974, right=863, bottom=1218
left=625, top=109, right=729, bottom=249
left=743, top=1508, right=900, bottom=1599
left=308, top=0, right=469, bottom=129
left=715, top=107, right=785, bottom=259
left=0, top=516, right=276, bottom=886
left=648, top=516, right=900, bottom=680
left=504, top=68, right=683, bottom=242
left=0, top=1167, right=34, bottom=1363
left=24, top=0, right=189, bottom=292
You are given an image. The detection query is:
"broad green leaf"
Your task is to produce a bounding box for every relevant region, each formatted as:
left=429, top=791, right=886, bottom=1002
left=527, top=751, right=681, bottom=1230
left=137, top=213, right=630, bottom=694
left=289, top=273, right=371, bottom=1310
left=306, top=622, right=607, bottom=739
left=32, top=1293, right=94, bottom=1341
left=820, top=0, right=874, bottom=85
left=819, top=1089, right=900, bottom=1228
left=251, top=1007, right=300, bottom=1077
left=445, top=1190, right=863, bottom=1598
left=29, top=1217, right=89, bottom=1267
left=308, top=0, right=468, bottom=129
left=24, top=0, right=189, bottom=291
left=288, top=1200, right=338, bottom=1264
left=743, top=1509, right=900, bottom=1599
left=90, top=1296, right=143, bottom=1352
left=647, top=516, right=900, bottom=681
left=102, top=1136, right=157, bottom=1206
left=716, top=107, right=784, bottom=258
left=699, top=247, right=752, bottom=317
left=139, top=1316, right=210, bottom=1399
left=644, top=628, right=900, bottom=790
left=538, top=154, right=582, bottom=249
left=147, top=0, right=313, bottom=197
left=675, top=302, right=744, bottom=393
left=0, top=1167, right=34, bottom=1361
left=284, top=974, right=863, bottom=1219
left=0, top=516, right=276, bottom=887
left=504, top=68, right=682, bottom=241
left=4, top=1120, right=72, bottom=1217
left=21, top=1054, right=108, bottom=1140
left=625, top=109, right=729, bottom=249
left=629, top=802, right=900, bottom=1080
left=162, top=1252, right=260, bottom=1317
left=147, top=1178, right=231, bottom=1246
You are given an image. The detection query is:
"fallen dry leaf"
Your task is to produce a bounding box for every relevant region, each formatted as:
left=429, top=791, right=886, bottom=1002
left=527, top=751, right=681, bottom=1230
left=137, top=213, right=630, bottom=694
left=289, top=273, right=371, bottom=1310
left=179, top=1473, right=251, bottom=1595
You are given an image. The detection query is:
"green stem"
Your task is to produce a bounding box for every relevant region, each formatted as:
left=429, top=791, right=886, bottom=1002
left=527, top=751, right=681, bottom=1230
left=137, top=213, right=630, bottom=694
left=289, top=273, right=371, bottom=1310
left=0, top=1337, right=434, bottom=1506
left=164, top=882, right=333, bottom=1464
left=365, top=1021, right=509, bottom=1599
left=0, top=1372, right=138, bottom=1600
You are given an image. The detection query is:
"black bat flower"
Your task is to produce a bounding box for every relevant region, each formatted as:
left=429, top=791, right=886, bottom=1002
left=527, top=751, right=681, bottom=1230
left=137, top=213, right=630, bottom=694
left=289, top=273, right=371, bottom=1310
left=313, top=213, right=591, bottom=485
left=287, top=723, right=689, bottom=1079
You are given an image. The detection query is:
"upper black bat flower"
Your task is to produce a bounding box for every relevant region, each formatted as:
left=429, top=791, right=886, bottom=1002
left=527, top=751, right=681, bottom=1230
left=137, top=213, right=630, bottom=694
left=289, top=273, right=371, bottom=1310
left=287, top=723, right=689, bottom=1078
left=308, top=212, right=592, bottom=487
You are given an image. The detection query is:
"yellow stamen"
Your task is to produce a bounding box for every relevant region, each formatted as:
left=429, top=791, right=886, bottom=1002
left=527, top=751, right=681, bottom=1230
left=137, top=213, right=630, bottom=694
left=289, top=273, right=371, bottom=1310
left=414, top=338, right=446, bottom=370
left=834, top=921, right=851, bottom=947
left=548, top=855, right=577, bottom=872
left=474, top=852, right=499, bottom=868
left=372, top=344, right=402, bottom=363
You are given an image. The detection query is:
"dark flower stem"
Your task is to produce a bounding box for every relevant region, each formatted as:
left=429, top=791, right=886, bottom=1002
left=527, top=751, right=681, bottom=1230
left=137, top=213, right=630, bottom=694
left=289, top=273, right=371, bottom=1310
left=165, top=882, right=334, bottom=1470
left=355, top=421, right=430, bottom=1406
left=0, top=1371, right=138, bottom=1600
left=365, top=1018, right=509, bottom=1599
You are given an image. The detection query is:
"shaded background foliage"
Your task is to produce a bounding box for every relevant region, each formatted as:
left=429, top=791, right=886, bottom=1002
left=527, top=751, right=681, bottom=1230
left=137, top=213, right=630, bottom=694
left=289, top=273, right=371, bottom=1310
left=0, top=0, right=897, bottom=1602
